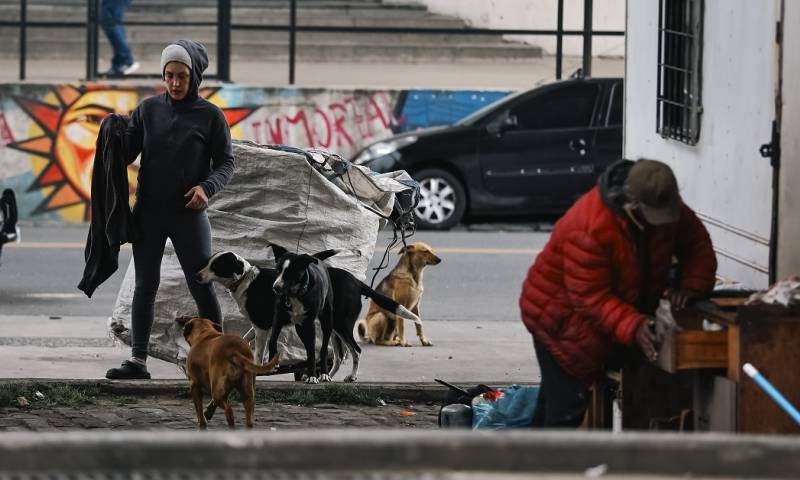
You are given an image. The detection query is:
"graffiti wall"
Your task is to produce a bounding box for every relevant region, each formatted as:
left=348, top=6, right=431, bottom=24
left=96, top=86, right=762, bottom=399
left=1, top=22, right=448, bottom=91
left=0, top=83, right=509, bottom=223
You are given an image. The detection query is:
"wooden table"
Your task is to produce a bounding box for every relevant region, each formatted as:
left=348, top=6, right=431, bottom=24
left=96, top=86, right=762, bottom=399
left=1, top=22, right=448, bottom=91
left=590, top=299, right=800, bottom=433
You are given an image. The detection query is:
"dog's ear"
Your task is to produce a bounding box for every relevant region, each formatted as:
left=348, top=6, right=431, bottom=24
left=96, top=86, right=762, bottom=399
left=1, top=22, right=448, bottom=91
left=175, top=315, right=194, bottom=327
left=182, top=320, right=194, bottom=340
left=399, top=245, right=411, bottom=255
left=270, top=244, right=288, bottom=262
left=219, top=252, right=244, bottom=275
left=313, top=249, right=339, bottom=262
left=211, top=321, right=222, bottom=333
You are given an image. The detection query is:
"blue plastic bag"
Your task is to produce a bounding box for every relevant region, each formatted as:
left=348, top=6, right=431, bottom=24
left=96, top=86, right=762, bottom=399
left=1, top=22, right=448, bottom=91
left=471, top=385, right=540, bottom=430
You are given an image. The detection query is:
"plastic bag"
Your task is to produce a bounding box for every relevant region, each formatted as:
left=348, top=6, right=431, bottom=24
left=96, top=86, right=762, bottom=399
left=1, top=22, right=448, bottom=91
left=471, top=385, right=540, bottom=430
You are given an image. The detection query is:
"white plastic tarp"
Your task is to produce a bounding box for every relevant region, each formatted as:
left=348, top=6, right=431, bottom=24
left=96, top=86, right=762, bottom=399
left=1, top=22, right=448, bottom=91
left=109, top=141, right=415, bottom=376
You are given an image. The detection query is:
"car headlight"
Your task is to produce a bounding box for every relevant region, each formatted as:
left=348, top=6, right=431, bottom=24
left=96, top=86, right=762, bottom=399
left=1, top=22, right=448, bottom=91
left=353, top=136, right=417, bottom=165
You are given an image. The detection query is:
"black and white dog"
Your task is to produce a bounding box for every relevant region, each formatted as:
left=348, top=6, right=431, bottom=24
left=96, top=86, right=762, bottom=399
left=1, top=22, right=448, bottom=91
left=270, top=244, right=420, bottom=383
left=196, top=251, right=278, bottom=363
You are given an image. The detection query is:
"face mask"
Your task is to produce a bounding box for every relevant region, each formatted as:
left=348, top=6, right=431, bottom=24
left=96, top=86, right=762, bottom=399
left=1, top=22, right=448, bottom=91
left=623, top=202, right=646, bottom=230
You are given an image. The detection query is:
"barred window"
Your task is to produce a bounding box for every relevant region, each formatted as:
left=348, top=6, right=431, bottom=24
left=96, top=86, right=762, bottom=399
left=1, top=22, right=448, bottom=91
left=657, top=0, right=703, bottom=145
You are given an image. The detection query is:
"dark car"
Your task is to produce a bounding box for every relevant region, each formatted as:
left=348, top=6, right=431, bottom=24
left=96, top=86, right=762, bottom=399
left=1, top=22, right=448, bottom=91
left=352, top=77, right=623, bottom=230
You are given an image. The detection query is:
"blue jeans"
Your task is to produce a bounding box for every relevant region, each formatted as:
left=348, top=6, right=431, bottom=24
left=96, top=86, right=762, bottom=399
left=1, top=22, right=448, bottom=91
left=101, top=0, right=134, bottom=70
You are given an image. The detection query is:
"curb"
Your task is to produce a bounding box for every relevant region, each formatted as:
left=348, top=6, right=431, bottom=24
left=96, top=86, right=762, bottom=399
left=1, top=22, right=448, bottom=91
left=0, top=378, right=457, bottom=403
left=1, top=430, right=799, bottom=477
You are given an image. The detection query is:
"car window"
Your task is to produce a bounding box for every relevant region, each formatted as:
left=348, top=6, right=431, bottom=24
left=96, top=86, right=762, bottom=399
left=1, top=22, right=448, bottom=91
left=455, top=89, right=530, bottom=127
left=607, top=82, right=623, bottom=126
left=510, top=83, right=600, bottom=130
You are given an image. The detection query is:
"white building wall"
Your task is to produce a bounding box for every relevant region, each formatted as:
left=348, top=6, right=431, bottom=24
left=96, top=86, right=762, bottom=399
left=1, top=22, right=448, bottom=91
left=384, top=0, right=625, bottom=56
left=778, top=1, right=800, bottom=280
left=624, top=0, right=779, bottom=288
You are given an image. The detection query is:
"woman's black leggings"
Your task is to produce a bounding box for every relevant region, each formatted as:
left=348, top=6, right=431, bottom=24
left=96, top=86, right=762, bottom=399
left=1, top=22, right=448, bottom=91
left=130, top=208, right=221, bottom=360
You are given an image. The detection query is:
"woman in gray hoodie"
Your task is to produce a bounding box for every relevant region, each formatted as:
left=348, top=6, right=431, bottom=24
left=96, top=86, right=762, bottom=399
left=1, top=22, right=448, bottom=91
left=106, top=40, right=235, bottom=379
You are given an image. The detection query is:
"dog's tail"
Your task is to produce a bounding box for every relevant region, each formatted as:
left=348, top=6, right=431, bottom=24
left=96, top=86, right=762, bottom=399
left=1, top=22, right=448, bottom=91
left=234, top=352, right=282, bottom=375
left=359, top=283, right=420, bottom=325
left=356, top=319, right=368, bottom=341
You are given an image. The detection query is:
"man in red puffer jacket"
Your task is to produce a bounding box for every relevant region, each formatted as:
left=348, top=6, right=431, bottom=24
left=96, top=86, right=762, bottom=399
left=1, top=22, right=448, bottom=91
left=519, top=159, right=717, bottom=427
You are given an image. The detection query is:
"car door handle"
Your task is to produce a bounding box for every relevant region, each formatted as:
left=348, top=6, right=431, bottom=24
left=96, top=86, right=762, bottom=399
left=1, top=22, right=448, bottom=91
left=569, top=138, right=587, bottom=156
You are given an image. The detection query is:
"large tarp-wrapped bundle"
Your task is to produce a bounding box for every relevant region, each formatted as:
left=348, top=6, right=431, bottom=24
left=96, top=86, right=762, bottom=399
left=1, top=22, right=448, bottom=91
left=109, top=141, right=416, bottom=377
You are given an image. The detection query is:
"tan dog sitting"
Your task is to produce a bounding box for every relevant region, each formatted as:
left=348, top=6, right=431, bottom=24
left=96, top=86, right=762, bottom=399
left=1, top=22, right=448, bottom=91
left=176, top=316, right=280, bottom=430
left=357, top=242, right=441, bottom=347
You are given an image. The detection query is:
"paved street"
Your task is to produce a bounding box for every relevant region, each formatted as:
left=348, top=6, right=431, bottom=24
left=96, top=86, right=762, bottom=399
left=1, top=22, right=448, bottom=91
left=0, top=224, right=551, bottom=383
left=0, top=223, right=550, bottom=321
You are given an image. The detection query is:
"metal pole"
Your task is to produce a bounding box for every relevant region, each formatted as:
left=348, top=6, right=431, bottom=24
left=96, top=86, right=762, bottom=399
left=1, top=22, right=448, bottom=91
left=92, top=0, right=99, bottom=79
left=289, top=0, right=296, bottom=84
left=555, top=0, right=563, bottom=79
left=86, top=0, right=97, bottom=80
left=19, top=0, right=26, bottom=80
left=582, top=0, right=593, bottom=77
left=217, top=0, right=231, bottom=82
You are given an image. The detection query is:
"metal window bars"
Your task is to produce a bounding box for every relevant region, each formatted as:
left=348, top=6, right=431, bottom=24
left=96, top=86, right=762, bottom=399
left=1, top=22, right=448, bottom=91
left=656, top=0, right=704, bottom=145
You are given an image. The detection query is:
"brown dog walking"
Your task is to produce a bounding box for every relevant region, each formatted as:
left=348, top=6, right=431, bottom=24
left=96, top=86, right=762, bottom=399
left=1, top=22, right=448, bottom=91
left=176, top=316, right=280, bottom=429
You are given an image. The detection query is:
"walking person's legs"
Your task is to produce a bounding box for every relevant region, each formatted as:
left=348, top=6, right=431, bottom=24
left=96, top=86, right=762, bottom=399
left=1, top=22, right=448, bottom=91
left=100, top=0, right=137, bottom=74
left=168, top=211, right=222, bottom=327
left=531, top=339, right=590, bottom=428
left=106, top=208, right=167, bottom=379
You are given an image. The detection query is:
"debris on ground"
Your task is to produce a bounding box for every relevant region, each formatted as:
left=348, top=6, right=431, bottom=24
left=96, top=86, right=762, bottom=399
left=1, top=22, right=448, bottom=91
left=584, top=464, right=608, bottom=478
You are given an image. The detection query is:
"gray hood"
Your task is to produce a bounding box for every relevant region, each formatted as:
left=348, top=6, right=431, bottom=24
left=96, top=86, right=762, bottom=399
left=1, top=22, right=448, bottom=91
left=172, top=39, right=209, bottom=103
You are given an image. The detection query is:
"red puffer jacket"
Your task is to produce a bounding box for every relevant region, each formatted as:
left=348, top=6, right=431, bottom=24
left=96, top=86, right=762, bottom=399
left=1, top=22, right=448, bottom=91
left=519, top=164, right=717, bottom=385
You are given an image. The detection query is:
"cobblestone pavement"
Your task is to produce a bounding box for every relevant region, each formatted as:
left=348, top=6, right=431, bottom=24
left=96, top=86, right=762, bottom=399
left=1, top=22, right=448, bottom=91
left=0, top=396, right=441, bottom=431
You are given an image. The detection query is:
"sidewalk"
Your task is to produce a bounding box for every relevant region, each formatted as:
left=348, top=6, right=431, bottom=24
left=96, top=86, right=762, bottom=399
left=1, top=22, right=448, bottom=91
left=0, top=310, right=537, bottom=431
left=0, top=57, right=624, bottom=89
left=0, top=315, right=540, bottom=384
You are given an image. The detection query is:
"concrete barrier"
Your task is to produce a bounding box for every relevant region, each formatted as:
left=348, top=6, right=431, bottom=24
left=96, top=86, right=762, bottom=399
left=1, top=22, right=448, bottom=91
left=0, top=82, right=509, bottom=223
left=0, top=429, right=798, bottom=477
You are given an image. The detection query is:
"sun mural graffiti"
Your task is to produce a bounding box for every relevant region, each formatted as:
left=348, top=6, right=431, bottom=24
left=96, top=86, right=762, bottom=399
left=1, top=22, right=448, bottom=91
left=7, top=84, right=257, bottom=222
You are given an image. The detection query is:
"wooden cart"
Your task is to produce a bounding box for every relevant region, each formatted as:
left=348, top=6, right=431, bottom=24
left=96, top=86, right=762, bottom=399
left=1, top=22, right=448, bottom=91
left=588, top=299, right=800, bottom=433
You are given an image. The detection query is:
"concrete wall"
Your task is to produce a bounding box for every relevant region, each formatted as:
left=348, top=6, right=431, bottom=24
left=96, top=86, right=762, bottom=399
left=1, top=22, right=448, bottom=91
left=624, top=0, right=779, bottom=288
left=778, top=1, right=800, bottom=280
left=0, top=82, right=509, bottom=223
left=385, top=0, right=626, bottom=56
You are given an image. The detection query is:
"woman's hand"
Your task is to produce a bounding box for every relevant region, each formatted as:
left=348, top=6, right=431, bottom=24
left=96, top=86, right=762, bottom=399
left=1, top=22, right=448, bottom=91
left=184, top=186, right=209, bottom=210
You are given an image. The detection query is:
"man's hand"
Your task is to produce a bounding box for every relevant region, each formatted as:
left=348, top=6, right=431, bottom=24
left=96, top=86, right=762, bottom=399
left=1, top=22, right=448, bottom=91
left=666, top=288, right=694, bottom=310
left=184, top=186, right=209, bottom=210
left=635, top=317, right=658, bottom=362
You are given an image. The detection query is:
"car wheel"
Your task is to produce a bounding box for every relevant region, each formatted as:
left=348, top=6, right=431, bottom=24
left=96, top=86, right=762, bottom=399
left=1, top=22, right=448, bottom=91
left=413, top=169, right=466, bottom=230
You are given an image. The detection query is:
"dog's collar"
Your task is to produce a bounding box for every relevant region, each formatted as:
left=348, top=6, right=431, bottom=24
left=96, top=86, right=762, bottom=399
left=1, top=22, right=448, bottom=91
left=229, top=265, right=259, bottom=297
left=297, top=269, right=313, bottom=296
left=284, top=270, right=313, bottom=300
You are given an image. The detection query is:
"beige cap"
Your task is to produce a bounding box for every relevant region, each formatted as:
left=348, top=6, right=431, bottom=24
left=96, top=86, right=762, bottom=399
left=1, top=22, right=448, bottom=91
left=624, top=159, right=681, bottom=225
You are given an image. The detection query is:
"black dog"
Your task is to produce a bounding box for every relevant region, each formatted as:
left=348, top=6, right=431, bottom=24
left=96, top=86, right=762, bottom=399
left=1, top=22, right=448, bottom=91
left=270, top=244, right=420, bottom=383
left=196, top=251, right=278, bottom=363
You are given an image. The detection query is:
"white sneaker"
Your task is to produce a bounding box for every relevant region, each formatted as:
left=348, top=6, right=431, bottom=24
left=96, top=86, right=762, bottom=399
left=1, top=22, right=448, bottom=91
left=122, top=62, right=140, bottom=75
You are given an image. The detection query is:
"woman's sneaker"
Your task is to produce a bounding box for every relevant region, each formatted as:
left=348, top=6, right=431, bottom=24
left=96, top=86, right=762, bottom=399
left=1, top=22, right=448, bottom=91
left=106, top=359, right=151, bottom=379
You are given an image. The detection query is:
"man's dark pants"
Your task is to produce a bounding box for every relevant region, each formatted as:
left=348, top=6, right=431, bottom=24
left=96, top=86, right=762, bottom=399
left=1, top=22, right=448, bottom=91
left=101, top=0, right=134, bottom=71
left=531, top=339, right=590, bottom=428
